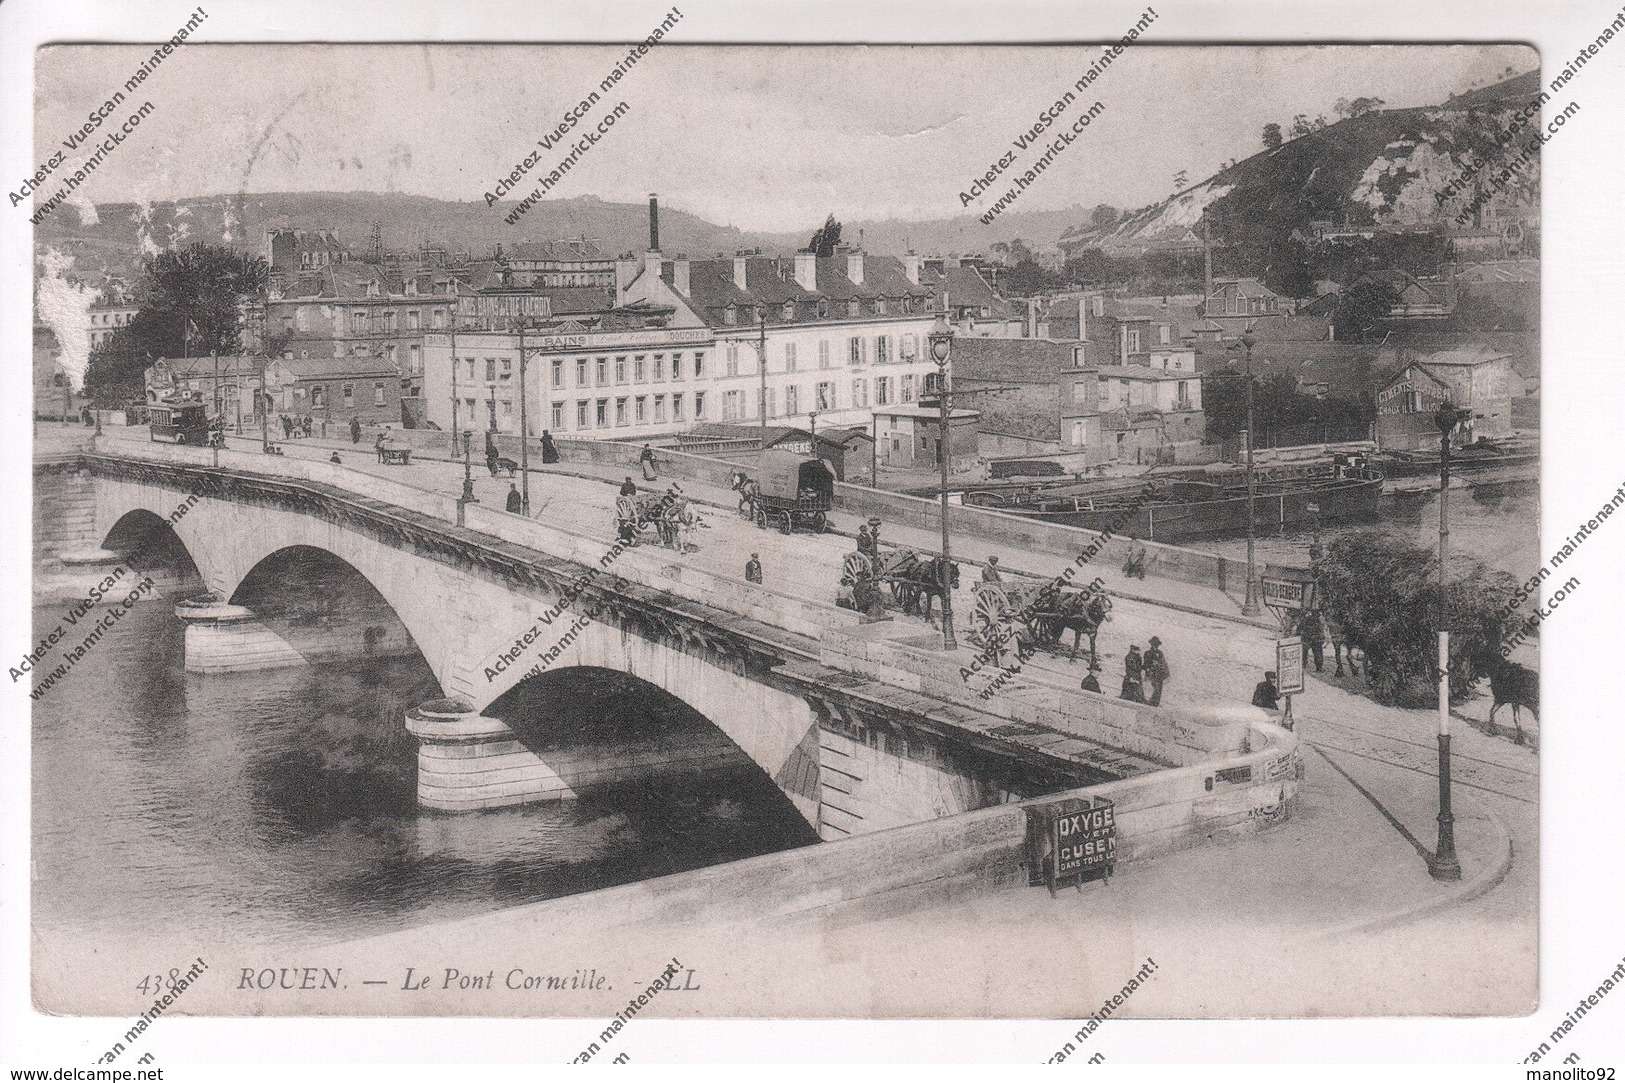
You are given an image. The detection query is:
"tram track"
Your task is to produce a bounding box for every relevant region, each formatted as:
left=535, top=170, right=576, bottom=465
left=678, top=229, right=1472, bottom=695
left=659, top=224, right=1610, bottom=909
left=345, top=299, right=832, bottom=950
left=1301, top=715, right=1537, bottom=805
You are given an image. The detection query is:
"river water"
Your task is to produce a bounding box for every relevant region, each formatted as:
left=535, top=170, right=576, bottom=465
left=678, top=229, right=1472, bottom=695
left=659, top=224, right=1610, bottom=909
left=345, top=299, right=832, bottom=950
left=30, top=590, right=818, bottom=961
left=1190, top=477, right=1539, bottom=580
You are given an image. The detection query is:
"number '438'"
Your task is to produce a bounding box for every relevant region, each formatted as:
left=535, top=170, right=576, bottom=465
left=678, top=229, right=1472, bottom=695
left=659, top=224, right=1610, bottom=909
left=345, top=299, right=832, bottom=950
left=135, top=969, right=181, bottom=994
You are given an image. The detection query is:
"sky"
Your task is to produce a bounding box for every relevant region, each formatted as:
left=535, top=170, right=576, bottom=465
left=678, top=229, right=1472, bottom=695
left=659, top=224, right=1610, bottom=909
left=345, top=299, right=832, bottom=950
left=34, top=42, right=1534, bottom=232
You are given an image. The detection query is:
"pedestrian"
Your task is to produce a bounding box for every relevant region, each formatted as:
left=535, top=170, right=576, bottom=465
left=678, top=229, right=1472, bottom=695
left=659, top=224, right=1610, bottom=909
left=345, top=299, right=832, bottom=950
left=1144, top=635, right=1170, bottom=706
left=374, top=432, right=387, bottom=464
left=329, top=451, right=342, bottom=464
left=540, top=429, right=560, bottom=464
left=1298, top=608, right=1327, bottom=673
left=302, top=414, right=313, bottom=438
left=1252, top=670, right=1281, bottom=711
left=619, top=476, right=638, bottom=497
left=281, top=415, right=291, bottom=439
left=1123, top=535, right=1148, bottom=579
left=1327, top=610, right=1360, bottom=678
left=1121, top=645, right=1145, bottom=703
left=745, top=552, right=763, bottom=584
left=639, top=443, right=658, bottom=481
left=350, top=416, right=361, bottom=444
left=856, top=524, right=874, bottom=558
left=1080, top=660, right=1103, bottom=695
left=504, top=483, right=522, bottom=513
left=981, top=556, right=1003, bottom=584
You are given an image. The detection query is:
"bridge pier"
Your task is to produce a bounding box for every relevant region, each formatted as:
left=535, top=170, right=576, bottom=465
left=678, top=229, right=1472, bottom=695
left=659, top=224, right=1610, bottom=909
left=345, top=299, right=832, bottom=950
left=174, top=596, right=417, bottom=674
left=404, top=698, right=752, bottom=813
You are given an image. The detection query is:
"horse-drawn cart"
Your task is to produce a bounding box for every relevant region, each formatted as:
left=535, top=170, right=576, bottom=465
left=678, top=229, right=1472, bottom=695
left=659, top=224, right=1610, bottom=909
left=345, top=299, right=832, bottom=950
left=735, top=450, right=834, bottom=534
left=970, top=579, right=1112, bottom=662
left=614, top=491, right=691, bottom=549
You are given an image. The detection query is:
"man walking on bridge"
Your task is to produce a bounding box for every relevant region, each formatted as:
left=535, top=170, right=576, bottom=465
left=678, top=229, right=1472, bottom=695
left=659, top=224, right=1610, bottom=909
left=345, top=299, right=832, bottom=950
left=745, top=553, right=763, bottom=584
left=981, top=556, right=1003, bottom=584
left=1144, top=636, right=1170, bottom=706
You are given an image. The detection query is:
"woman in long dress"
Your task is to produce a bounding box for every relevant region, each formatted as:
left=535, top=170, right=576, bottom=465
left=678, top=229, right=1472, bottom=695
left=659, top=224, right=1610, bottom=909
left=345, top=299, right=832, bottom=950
left=540, top=430, right=560, bottom=464
left=639, top=444, right=657, bottom=481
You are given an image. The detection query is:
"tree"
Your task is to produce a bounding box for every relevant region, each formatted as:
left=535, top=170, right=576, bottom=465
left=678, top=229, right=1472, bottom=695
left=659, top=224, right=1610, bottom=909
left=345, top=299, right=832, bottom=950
left=1345, top=96, right=1385, bottom=119
left=1090, top=204, right=1120, bottom=228
left=1329, top=277, right=1399, bottom=343
left=1262, top=123, right=1283, bottom=150
left=808, top=213, right=842, bottom=257
left=1291, top=114, right=1312, bottom=138
left=86, top=242, right=268, bottom=405
left=1314, top=532, right=1519, bottom=706
left=1173, top=170, right=1189, bottom=191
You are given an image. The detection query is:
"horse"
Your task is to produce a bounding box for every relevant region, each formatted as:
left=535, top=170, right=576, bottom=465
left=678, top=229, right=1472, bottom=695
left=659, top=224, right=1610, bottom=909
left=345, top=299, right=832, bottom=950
left=901, top=556, right=959, bottom=625
left=1483, top=655, right=1539, bottom=742
left=728, top=470, right=758, bottom=520
left=1036, top=589, right=1113, bottom=663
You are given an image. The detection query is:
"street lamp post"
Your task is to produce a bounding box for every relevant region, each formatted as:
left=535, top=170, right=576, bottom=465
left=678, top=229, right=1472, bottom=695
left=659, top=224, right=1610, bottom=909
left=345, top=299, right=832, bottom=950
left=460, top=430, right=478, bottom=504
left=516, top=322, right=531, bottom=515
left=808, top=409, right=818, bottom=447
left=1429, top=402, right=1470, bottom=881
left=928, top=315, right=957, bottom=652
left=1239, top=330, right=1261, bottom=615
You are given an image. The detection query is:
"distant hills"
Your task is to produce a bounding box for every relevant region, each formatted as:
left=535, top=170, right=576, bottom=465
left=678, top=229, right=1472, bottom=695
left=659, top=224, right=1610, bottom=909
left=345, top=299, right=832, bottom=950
left=1067, top=69, right=1543, bottom=255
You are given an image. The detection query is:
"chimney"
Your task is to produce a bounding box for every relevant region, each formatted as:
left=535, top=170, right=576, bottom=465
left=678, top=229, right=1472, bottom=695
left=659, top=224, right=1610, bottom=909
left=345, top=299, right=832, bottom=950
left=644, top=250, right=663, bottom=286
left=733, top=255, right=749, bottom=291
left=674, top=256, right=690, bottom=297
left=648, top=193, right=660, bottom=252
left=794, top=249, right=817, bottom=292
left=846, top=248, right=864, bottom=285
left=944, top=254, right=962, bottom=270
left=902, top=252, right=921, bottom=285
left=615, top=255, right=638, bottom=307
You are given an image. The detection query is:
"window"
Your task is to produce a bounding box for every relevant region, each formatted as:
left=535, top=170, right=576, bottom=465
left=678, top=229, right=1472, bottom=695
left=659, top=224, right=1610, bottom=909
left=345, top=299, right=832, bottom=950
left=409, top=344, right=422, bottom=376
left=381, top=311, right=396, bottom=334
left=502, top=399, right=513, bottom=418
left=343, top=384, right=354, bottom=407
left=312, top=385, right=326, bottom=408
left=726, top=344, right=740, bottom=377
left=552, top=359, right=564, bottom=388
left=466, top=358, right=476, bottom=382
left=782, top=300, right=795, bottom=320
left=901, top=374, right=915, bottom=402
left=848, top=337, right=863, bottom=365
left=876, top=376, right=891, bottom=405
left=465, top=398, right=477, bottom=423
left=673, top=393, right=685, bottom=420
left=876, top=335, right=890, bottom=364
left=615, top=397, right=628, bottom=426
left=595, top=399, right=609, bottom=427
left=1127, top=329, right=1141, bottom=353
left=815, top=382, right=835, bottom=411
left=1176, top=380, right=1190, bottom=406
left=786, top=385, right=799, bottom=415
left=818, top=340, right=831, bottom=369
left=1159, top=324, right=1171, bottom=345
left=1073, top=379, right=1093, bottom=405
left=847, top=299, right=861, bottom=318
left=432, top=309, right=445, bottom=330
left=615, top=356, right=628, bottom=384
left=723, top=389, right=741, bottom=421
left=784, top=343, right=798, bottom=372
left=576, top=358, right=589, bottom=387
left=852, top=378, right=868, bottom=407
left=633, top=356, right=646, bottom=383
left=652, top=354, right=664, bottom=382
left=407, top=310, right=420, bottom=331
left=902, top=333, right=918, bottom=360
left=876, top=298, right=888, bottom=316
left=817, top=299, right=830, bottom=318
left=693, top=352, right=706, bottom=379
left=654, top=395, right=666, bottom=422
left=551, top=401, right=564, bottom=428
left=596, top=357, right=609, bottom=385
left=694, top=391, right=706, bottom=419
left=500, top=359, right=513, bottom=381
left=350, top=311, right=368, bottom=334
left=295, top=306, right=310, bottom=332
left=724, top=305, right=738, bottom=326
left=635, top=396, right=647, bottom=423
left=576, top=400, right=589, bottom=428
left=485, top=359, right=497, bottom=382
left=369, top=383, right=382, bottom=406
left=765, top=388, right=777, bottom=418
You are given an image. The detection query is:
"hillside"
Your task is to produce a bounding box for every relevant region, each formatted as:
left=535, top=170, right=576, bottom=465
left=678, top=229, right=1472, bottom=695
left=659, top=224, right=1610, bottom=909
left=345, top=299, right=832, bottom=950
left=1073, top=70, right=1543, bottom=255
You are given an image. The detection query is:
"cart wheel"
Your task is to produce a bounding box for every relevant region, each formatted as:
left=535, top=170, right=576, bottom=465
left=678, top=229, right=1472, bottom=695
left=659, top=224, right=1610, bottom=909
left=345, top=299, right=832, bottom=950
left=972, top=582, right=1012, bottom=649
left=811, top=511, right=827, bottom=533
left=755, top=508, right=767, bottom=530
left=779, top=511, right=792, bottom=535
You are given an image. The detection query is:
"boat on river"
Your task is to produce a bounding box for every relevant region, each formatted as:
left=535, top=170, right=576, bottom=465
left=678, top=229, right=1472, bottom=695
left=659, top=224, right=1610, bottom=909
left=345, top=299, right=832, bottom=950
left=1375, top=439, right=1539, bottom=478
left=960, top=461, right=1384, bottom=542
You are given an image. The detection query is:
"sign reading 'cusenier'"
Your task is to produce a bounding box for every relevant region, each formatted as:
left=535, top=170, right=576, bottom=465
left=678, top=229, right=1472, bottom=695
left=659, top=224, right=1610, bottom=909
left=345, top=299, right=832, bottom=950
left=1027, top=797, right=1117, bottom=891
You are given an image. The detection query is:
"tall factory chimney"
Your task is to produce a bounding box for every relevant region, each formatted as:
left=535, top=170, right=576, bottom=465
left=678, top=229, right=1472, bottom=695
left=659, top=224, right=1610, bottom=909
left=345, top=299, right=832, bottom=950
left=648, top=193, right=660, bottom=252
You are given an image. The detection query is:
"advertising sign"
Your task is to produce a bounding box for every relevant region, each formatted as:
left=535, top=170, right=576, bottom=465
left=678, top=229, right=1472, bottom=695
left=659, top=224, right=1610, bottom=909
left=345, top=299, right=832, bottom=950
left=1276, top=635, right=1305, bottom=696
left=1026, top=797, right=1116, bottom=891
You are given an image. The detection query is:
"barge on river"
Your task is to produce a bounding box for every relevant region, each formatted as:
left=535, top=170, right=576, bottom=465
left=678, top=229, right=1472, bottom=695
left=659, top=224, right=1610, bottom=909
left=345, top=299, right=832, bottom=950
left=960, top=463, right=1383, bottom=542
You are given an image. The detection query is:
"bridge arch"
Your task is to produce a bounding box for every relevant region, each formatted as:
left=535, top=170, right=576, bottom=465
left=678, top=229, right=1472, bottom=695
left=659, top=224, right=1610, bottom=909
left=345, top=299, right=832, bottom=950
left=484, top=665, right=821, bottom=836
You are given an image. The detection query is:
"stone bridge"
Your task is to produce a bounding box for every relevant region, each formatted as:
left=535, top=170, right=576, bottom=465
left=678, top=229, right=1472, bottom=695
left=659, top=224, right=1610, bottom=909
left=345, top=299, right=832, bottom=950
left=36, top=442, right=1298, bottom=856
